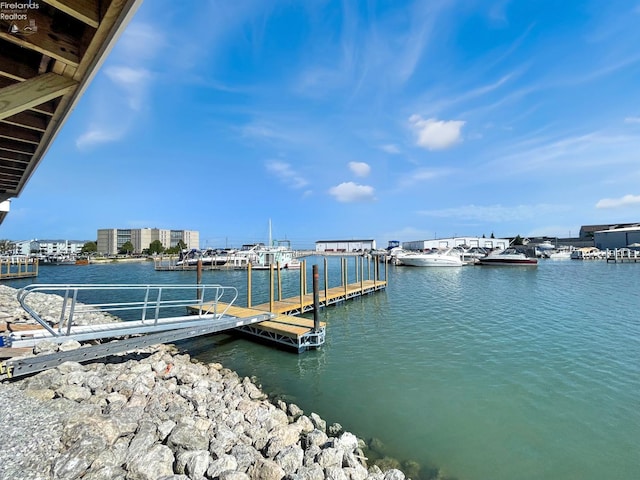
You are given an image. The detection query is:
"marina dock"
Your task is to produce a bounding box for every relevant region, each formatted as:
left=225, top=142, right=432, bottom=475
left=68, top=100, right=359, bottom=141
left=605, top=248, right=640, bottom=263
left=0, top=257, right=38, bottom=281
left=188, top=256, right=388, bottom=351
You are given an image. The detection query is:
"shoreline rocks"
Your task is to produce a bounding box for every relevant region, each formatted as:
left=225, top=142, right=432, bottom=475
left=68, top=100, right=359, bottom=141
left=1, top=344, right=406, bottom=480
left=0, top=284, right=448, bottom=480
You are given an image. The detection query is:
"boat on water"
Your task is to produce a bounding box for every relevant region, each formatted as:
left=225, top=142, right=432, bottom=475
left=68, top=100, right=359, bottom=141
left=391, top=248, right=464, bottom=267
left=570, top=247, right=605, bottom=260
left=477, top=247, right=538, bottom=266
left=546, top=246, right=574, bottom=260
left=40, top=255, right=77, bottom=265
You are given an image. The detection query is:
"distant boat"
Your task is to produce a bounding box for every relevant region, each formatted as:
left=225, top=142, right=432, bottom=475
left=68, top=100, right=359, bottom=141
left=393, top=248, right=464, bottom=267
left=547, top=246, right=574, bottom=260
left=286, top=258, right=301, bottom=269
left=537, top=240, right=555, bottom=251
left=478, top=248, right=538, bottom=266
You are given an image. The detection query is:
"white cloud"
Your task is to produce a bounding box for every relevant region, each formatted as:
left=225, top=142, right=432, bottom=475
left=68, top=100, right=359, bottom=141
left=265, top=161, right=308, bottom=189
left=397, top=168, right=453, bottom=189
left=105, top=66, right=151, bottom=111
left=595, top=194, right=640, bottom=209
left=380, top=144, right=401, bottom=154
left=76, top=126, right=124, bottom=150
left=624, top=116, right=640, bottom=123
left=409, top=115, right=465, bottom=150
left=328, top=182, right=376, bottom=202
left=349, top=162, right=371, bottom=177
left=75, top=21, right=161, bottom=149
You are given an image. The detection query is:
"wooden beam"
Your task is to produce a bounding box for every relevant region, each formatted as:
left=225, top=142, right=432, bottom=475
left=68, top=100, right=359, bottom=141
left=31, top=100, right=57, bottom=116
left=0, top=50, right=39, bottom=81
left=0, top=151, right=31, bottom=165
left=0, top=172, right=22, bottom=180
left=0, top=125, right=42, bottom=145
left=0, top=138, right=37, bottom=155
left=0, top=72, right=77, bottom=120
left=0, top=9, right=83, bottom=67
left=41, top=0, right=100, bottom=29
left=1, top=111, right=49, bottom=132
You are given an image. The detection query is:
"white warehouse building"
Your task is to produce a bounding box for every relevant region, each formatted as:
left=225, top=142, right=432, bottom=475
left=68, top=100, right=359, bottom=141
left=315, top=239, right=377, bottom=253
left=593, top=226, right=640, bottom=250
left=403, top=236, right=510, bottom=251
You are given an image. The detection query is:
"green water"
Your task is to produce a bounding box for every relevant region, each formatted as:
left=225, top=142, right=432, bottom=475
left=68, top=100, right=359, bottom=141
left=11, top=258, right=640, bottom=480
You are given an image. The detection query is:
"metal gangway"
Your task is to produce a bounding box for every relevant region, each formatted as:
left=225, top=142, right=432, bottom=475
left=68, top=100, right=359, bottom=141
left=1, top=284, right=274, bottom=379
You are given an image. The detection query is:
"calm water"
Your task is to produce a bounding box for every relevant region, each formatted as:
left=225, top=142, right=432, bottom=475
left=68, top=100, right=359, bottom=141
left=6, top=258, right=639, bottom=480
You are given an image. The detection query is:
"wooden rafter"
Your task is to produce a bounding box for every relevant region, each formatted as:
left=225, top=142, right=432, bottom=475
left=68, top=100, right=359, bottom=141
left=41, top=0, right=101, bottom=29
left=0, top=111, right=49, bottom=132
left=0, top=9, right=84, bottom=67
left=0, top=125, right=42, bottom=145
left=0, top=72, right=77, bottom=120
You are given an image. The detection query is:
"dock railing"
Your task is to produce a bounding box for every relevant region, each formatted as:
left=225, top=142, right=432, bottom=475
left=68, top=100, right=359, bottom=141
left=16, top=283, right=238, bottom=339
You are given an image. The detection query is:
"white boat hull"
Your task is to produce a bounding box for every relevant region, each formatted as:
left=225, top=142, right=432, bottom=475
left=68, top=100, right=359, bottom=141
left=399, top=254, right=463, bottom=267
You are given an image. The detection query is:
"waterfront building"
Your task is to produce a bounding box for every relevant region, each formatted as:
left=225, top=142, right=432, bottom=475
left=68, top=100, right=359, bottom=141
left=594, top=225, right=640, bottom=250
left=13, top=239, right=88, bottom=257
left=315, top=239, right=376, bottom=253
left=403, top=236, right=510, bottom=251
left=97, top=228, right=199, bottom=255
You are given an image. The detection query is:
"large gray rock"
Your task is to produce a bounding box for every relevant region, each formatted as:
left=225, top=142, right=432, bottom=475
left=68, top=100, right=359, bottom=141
left=248, top=457, right=286, bottom=480
left=126, top=444, right=175, bottom=480
left=207, top=453, right=238, bottom=478
left=167, top=422, right=209, bottom=451
left=175, top=450, right=211, bottom=479
left=275, top=444, right=304, bottom=474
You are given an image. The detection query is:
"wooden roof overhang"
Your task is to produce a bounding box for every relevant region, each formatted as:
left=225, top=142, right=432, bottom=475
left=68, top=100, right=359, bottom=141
left=0, top=0, right=143, bottom=225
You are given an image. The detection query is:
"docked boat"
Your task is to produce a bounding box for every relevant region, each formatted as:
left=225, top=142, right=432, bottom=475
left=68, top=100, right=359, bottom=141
left=477, top=247, right=538, bottom=266
left=547, top=246, right=574, bottom=260
left=395, top=248, right=464, bottom=267
left=570, top=247, right=605, bottom=260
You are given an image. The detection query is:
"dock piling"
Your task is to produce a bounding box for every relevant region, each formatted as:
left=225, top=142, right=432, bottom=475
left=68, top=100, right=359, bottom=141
left=313, top=264, right=320, bottom=333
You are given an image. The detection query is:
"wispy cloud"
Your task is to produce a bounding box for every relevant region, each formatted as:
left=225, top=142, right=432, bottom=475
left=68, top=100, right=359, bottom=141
left=408, top=115, right=465, bottom=150
left=380, top=144, right=401, bottom=154
left=104, top=66, right=152, bottom=111
left=266, top=161, right=308, bottom=189
left=418, top=203, right=562, bottom=222
left=397, top=168, right=453, bottom=189
left=595, top=194, right=640, bottom=209
left=349, top=162, right=371, bottom=177
left=624, top=116, right=640, bottom=124
left=328, top=182, right=376, bottom=202
left=76, top=127, right=126, bottom=150
left=75, top=21, right=163, bottom=150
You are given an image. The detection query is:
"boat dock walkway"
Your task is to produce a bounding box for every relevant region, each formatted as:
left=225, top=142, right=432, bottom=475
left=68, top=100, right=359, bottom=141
left=1, top=256, right=387, bottom=377
left=188, top=257, right=387, bottom=351
left=0, top=284, right=273, bottom=380
left=605, top=248, right=640, bottom=263
left=0, top=257, right=38, bottom=281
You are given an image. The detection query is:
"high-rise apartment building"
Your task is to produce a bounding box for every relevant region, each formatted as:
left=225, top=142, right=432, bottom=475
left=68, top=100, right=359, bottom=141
left=97, top=228, right=199, bottom=255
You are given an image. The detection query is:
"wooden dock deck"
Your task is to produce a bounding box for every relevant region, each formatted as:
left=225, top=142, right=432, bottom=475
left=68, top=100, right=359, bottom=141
left=0, top=258, right=38, bottom=281
left=188, top=257, right=388, bottom=352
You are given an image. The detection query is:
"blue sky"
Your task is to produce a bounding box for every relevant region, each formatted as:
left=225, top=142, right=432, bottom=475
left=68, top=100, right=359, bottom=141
left=3, top=0, right=640, bottom=249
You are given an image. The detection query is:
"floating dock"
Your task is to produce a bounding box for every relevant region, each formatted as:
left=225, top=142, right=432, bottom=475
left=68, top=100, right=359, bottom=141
left=189, top=256, right=387, bottom=352
left=0, top=257, right=388, bottom=377
left=0, top=257, right=38, bottom=281
left=605, top=248, right=640, bottom=263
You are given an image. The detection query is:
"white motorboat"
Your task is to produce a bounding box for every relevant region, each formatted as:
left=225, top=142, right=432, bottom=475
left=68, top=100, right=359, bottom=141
left=397, top=248, right=464, bottom=267
left=477, top=248, right=538, bottom=266
left=547, top=246, right=574, bottom=260
left=536, top=240, right=555, bottom=251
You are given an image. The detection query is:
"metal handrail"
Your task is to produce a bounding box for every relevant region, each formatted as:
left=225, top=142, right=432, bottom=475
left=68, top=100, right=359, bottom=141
left=16, top=283, right=238, bottom=338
